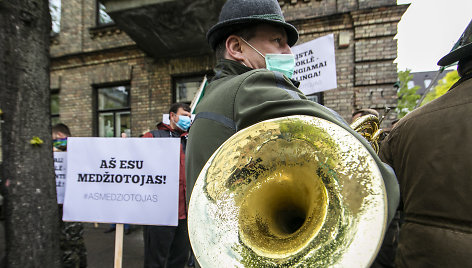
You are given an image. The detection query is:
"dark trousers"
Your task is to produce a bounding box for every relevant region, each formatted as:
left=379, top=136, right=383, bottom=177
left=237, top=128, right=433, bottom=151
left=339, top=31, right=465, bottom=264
left=143, top=219, right=190, bottom=268
left=371, top=211, right=402, bottom=268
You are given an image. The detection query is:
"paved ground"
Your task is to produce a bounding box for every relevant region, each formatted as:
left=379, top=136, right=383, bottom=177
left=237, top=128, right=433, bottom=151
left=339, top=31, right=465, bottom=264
left=0, top=222, right=194, bottom=268
left=83, top=223, right=144, bottom=268
left=84, top=223, right=194, bottom=268
left=0, top=221, right=144, bottom=268
left=0, top=222, right=145, bottom=268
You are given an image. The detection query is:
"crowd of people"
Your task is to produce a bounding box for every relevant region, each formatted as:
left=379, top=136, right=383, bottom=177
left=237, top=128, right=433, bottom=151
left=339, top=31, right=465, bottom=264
left=52, top=0, right=471, bottom=267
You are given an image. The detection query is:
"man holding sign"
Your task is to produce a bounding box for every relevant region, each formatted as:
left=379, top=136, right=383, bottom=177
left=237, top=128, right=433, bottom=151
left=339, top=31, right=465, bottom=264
left=142, top=103, right=191, bottom=268
left=52, top=123, right=88, bottom=268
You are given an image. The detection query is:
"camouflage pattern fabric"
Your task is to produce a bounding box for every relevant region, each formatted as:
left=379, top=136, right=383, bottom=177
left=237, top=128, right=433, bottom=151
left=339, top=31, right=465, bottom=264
left=59, top=205, right=87, bottom=268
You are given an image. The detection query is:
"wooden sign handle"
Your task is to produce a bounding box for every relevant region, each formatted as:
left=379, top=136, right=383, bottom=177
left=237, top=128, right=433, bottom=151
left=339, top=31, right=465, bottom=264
left=114, top=224, right=124, bottom=268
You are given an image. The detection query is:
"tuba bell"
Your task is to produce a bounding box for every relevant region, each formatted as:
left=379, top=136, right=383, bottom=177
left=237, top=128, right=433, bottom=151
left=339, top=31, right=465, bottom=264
left=188, top=115, right=387, bottom=267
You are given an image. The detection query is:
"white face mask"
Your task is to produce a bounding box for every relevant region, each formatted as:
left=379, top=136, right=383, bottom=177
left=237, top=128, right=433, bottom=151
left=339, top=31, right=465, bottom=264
left=240, top=38, right=296, bottom=78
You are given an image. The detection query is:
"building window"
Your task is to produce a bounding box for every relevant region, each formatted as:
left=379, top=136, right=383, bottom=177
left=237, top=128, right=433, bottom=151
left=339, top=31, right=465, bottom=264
left=97, top=1, right=114, bottom=26
left=51, top=89, right=60, bottom=125
left=49, top=0, right=61, bottom=34
left=407, top=81, right=415, bottom=89
left=173, top=75, right=209, bottom=104
left=306, top=92, right=324, bottom=104
left=96, top=85, right=131, bottom=137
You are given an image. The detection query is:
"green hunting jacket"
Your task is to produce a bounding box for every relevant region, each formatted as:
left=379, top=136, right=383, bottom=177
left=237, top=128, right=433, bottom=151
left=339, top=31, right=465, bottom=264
left=379, top=74, right=472, bottom=267
left=185, top=59, right=399, bottom=224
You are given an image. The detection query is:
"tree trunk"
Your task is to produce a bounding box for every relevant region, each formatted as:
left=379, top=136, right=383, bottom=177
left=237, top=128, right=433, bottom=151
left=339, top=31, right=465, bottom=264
left=0, top=0, right=61, bottom=267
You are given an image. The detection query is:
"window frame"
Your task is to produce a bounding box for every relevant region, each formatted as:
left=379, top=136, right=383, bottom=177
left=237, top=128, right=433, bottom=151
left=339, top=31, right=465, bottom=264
left=94, top=82, right=131, bottom=137
left=305, top=92, right=324, bottom=105
left=50, top=88, right=61, bottom=125
left=172, top=72, right=214, bottom=105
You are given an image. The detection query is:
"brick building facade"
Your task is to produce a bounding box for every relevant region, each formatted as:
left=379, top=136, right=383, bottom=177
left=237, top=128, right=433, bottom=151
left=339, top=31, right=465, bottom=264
left=50, top=0, right=407, bottom=137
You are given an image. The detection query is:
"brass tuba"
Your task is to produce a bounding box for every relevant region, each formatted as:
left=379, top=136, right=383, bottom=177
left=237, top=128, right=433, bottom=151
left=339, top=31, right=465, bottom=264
left=350, top=114, right=384, bottom=154
left=188, top=115, right=387, bottom=267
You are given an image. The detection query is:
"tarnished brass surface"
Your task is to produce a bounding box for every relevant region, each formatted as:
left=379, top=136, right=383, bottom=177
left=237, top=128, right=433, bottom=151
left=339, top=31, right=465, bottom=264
left=350, top=114, right=384, bottom=153
left=188, top=116, right=387, bottom=267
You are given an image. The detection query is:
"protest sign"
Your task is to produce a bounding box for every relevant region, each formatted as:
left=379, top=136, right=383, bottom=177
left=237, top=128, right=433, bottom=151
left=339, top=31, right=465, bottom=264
left=54, top=152, right=67, bottom=204
left=292, top=34, right=337, bottom=95
left=63, top=137, right=180, bottom=226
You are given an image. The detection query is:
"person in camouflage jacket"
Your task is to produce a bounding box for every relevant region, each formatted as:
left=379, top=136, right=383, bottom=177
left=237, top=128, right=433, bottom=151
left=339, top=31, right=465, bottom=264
left=53, top=124, right=87, bottom=268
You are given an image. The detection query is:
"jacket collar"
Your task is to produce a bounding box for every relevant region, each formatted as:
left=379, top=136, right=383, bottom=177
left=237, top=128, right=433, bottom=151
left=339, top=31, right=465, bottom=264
left=213, top=59, right=300, bottom=87
left=449, top=70, right=472, bottom=91
left=213, top=59, right=252, bottom=79
left=157, top=122, right=172, bottom=131
left=156, top=122, right=187, bottom=136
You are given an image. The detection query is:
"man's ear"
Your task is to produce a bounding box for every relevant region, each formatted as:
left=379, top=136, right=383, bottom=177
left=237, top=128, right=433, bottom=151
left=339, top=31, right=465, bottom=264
left=226, top=35, right=245, bottom=61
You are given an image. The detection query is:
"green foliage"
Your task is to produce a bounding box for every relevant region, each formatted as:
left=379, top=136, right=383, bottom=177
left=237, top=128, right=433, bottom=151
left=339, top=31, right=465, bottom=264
left=30, top=136, right=44, bottom=146
left=396, top=69, right=421, bottom=118
left=420, top=70, right=460, bottom=106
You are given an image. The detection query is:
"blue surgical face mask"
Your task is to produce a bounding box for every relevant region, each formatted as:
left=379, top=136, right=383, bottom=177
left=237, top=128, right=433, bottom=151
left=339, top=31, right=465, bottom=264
left=175, top=115, right=191, bottom=131
left=241, top=38, right=296, bottom=79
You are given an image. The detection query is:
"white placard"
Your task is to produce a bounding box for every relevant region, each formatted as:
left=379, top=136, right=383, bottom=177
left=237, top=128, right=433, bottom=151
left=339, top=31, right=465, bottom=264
left=54, top=152, right=67, bottom=204
left=292, top=34, right=337, bottom=95
left=63, top=137, right=180, bottom=226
